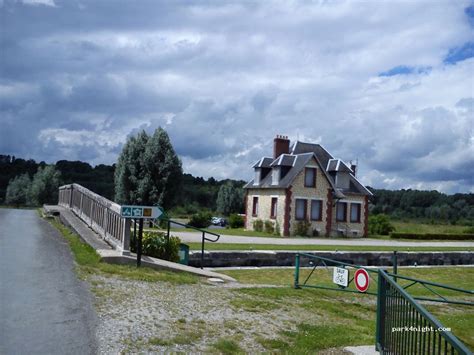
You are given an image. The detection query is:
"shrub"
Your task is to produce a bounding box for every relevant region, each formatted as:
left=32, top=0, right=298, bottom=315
left=264, top=220, right=274, bottom=234
left=253, top=219, right=263, bottom=232
left=368, top=214, right=395, bottom=235
left=274, top=221, right=281, bottom=236
left=135, top=231, right=180, bottom=262
left=228, top=214, right=244, bottom=228
left=188, top=212, right=212, bottom=228
left=294, top=220, right=311, bottom=237
left=463, top=226, right=474, bottom=234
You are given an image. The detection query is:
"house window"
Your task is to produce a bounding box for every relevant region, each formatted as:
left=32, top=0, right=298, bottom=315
left=252, top=197, right=259, bottom=216
left=350, top=203, right=361, bottom=223
left=270, top=198, right=278, bottom=219
left=304, top=168, right=316, bottom=187
left=336, top=202, right=347, bottom=222
left=295, top=199, right=307, bottom=220
left=311, top=200, right=322, bottom=221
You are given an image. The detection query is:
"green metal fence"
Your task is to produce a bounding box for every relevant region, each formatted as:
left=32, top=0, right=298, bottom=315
left=376, top=269, right=472, bottom=355
left=293, top=252, right=474, bottom=306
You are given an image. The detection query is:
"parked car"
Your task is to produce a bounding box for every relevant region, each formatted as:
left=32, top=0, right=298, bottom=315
left=211, top=217, right=227, bottom=226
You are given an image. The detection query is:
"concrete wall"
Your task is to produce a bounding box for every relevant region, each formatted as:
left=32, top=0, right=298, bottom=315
left=189, top=251, right=474, bottom=268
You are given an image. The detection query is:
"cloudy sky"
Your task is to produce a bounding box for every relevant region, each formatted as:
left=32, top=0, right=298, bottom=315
left=1, top=0, right=473, bottom=193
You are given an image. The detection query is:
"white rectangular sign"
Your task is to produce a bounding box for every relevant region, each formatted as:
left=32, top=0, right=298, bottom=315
left=333, top=267, right=349, bottom=287
left=120, top=205, right=163, bottom=219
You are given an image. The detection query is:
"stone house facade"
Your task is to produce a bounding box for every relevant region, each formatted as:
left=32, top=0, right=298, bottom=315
left=244, top=136, right=371, bottom=237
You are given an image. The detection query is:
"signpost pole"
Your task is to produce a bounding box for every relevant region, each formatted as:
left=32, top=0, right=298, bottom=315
left=137, top=219, right=144, bottom=267
left=201, top=231, right=205, bottom=269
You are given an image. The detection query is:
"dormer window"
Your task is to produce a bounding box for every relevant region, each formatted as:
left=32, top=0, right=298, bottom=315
left=304, top=168, right=316, bottom=187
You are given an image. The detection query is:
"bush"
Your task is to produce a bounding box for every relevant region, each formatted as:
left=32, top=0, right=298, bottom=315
left=274, top=221, right=281, bottom=236
left=463, top=226, right=474, bottom=234
left=264, top=220, right=274, bottom=234
left=135, top=231, right=180, bottom=262
left=188, top=212, right=212, bottom=228
left=390, top=232, right=474, bottom=240
left=228, top=214, right=244, bottom=228
left=253, top=219, right=263, bottom=232
left=368, top=214, right=395, bottom=235
left=294, top=220, right=311, bottom=237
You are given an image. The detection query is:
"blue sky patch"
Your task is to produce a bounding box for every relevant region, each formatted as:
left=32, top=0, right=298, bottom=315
left=444, top=41, right=474, bottom=64
left=378, top=65, right=432, bottom=77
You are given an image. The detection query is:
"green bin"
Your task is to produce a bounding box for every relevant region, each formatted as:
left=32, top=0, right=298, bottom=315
left=179, top=243, right=189, bottom=265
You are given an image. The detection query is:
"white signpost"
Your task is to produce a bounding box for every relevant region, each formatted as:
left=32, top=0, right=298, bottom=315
left=120, top=205, right=163, bottom=219
left=333, top=267, right=349, bottom=287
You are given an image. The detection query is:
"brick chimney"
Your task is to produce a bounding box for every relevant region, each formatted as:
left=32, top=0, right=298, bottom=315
left=273, top=135, right=290, bottom=159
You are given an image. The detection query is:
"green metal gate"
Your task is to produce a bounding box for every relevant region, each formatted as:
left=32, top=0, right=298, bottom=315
left=376, top=269, right=472, bottom=355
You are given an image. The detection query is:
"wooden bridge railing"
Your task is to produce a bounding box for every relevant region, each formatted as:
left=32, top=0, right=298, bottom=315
left=58, top=184, right=130, bottom=255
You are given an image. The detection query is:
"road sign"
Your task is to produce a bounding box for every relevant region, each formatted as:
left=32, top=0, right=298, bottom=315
left=354, top=268, right=370, bottom=292
left=120, top=205, right=163, bottom=219
left=333, top=267, right=349, bottom=287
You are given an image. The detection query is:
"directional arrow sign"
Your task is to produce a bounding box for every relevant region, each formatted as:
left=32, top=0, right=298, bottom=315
left=121, top=205, right=164, bottom=219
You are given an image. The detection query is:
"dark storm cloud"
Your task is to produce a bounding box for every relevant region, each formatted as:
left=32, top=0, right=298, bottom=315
left=1, top=0, right=473, bottom=193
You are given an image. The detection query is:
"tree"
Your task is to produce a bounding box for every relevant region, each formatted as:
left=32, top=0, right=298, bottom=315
left=216, top=182, right=243, bottom=216
left=114, top=128, right=182, bottom=209
left=27, top=166, right=62, bottom=206
left=5, top=174, right=31, bottom=206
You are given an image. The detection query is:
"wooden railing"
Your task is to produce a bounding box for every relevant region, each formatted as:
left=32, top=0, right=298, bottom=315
left=58, top=184, right=130, bottom=254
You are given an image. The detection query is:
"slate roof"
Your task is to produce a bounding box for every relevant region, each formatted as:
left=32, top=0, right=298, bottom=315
left=245, top=141, right=371, bottom=196
left=291, top=141, right=333, bottom=169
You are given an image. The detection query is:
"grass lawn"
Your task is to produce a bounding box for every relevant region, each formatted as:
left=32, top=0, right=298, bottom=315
left=391, top=221, right=471, bottom=234
left=223, top=267, right=474, bottom=350
left=187, top=242, right=473, bottom=252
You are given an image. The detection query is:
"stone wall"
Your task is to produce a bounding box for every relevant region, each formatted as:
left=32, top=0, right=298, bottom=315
left=331, top=192, right=367, bottom=237
left=289, top=157, right=331, bottom=236
left=189, top=251, right=474, bottom=268
left=245, top=188, right=286, bottom=235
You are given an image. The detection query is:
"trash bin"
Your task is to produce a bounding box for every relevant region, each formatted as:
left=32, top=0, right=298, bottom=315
left=179, top=243, right=189, bottom=265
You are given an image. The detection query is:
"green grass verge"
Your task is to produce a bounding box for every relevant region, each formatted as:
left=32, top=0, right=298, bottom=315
left=225, top=268, right=474, bottom=350
left=211, top=338, right=244, bottom=354
left=391, top=221, right=470, bottom=234
left=186, top=242, right=473, bottom=252
left=47, top=218, right=198, bottom=284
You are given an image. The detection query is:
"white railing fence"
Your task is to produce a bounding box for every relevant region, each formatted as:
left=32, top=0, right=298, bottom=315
left=58, top=184, right=130, bottom=255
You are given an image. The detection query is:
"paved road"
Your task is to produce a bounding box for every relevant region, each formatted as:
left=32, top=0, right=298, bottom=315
left=171, top=230, right=474, bottom=248
left=0, top=208, right=97, bottom=355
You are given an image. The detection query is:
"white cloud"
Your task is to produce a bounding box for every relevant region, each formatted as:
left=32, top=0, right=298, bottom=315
left=1, top=0, right=473, bottom=193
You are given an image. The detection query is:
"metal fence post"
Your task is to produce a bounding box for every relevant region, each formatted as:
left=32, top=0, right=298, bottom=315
left=201, top=231, right=205, bottom=269
left=392, top=251, right=398, bottom=283
left=294, top=253, right=300, bottom=289
left=376, top=269, right=386, bottom=352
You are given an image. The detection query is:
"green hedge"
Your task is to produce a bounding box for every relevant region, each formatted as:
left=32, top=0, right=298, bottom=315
left=390, top=232, right=474, bottom=240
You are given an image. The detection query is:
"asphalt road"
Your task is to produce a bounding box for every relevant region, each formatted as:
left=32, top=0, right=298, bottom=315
left=0, top=208, right=97, bottom=355
left=171, top=230, right=474, bottom=247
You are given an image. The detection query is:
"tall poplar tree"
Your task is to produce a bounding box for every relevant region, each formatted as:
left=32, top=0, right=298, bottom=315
left=114, top=128, right=182, bottom=209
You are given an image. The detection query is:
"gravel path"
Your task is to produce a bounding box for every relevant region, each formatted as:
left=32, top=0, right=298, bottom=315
left=90, top=275, right=322, bottom=354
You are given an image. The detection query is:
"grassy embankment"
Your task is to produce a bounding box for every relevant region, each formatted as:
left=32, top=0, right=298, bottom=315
left=46, top=216, right=197, bottom=284
left=222, top=267, right=474, bottom=352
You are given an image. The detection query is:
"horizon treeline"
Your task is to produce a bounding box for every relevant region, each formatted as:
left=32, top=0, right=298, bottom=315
left=0, top=154, right=472, bottom=224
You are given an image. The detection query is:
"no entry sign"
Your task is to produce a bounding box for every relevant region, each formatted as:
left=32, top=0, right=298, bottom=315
left=354, top=269, right=370, bottom=292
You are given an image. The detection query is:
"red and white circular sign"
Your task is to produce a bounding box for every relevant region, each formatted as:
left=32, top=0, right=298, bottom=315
left=354, top=269, right=370, bottom=292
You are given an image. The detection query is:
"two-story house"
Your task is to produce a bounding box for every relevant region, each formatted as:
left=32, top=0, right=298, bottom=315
left=244, top=135, right=372, bottom=237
